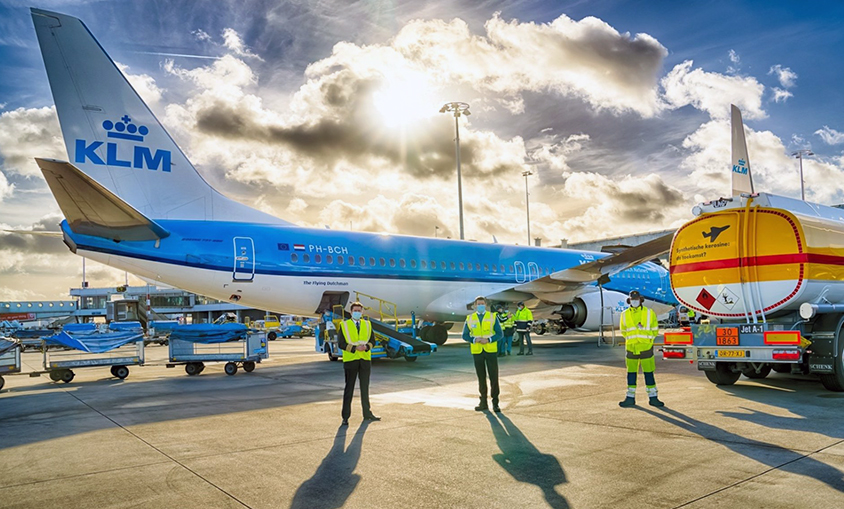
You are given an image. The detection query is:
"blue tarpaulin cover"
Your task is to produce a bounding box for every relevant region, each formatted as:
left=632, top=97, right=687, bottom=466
left=108, top=321, right=143, bottom=332
left=0, top=338, right=18, bottom=355
left=63, top=323, right=99, bottom=335
left=169, top=323, right=248, bottom=343
left=46, top=331, right=143, bottom=353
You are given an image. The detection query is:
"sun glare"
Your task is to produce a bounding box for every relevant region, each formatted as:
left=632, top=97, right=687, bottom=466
left=373, top=72, right=439, bottom=129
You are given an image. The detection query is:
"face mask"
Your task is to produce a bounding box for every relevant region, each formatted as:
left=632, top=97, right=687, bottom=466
left=630, top=300, right=641, bottom=308
left=476, top=305, right=486, bottom=314
left=351, top=311, right=362, bottom=320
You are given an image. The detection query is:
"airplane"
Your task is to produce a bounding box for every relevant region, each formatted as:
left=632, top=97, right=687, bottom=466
left=28, top=8, right=677, bottom=346
left=701, top=225, right=730, bottom=243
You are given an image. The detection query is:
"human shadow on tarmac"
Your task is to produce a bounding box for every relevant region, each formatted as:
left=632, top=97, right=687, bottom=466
left=638, top=407, right=844, bottom=493
left=290, top=421, right=370, bottom=509
left=485, top=413, right=569, bottom=508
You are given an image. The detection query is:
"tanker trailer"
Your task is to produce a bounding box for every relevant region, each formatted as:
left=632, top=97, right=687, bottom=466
left=664, top=192, right=844, bottom=391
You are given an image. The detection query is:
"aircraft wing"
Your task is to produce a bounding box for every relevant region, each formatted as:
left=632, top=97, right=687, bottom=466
left=494, top=233, right=674, bottom=303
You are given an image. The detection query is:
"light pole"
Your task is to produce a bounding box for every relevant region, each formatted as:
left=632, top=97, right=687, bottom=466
left=439, top=102, right=471, bottom=240
left=435, top=226, right=440, bottom=238
left=522, top=169, right=533, bottom=245
left=792, top=149, right=813, bottom=201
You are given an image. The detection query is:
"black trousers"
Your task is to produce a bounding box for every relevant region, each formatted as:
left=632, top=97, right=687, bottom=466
left=342, top=359, right=372, bottom=419
left=473, top=351, right=500, bottom=405
left=517, top=331, right=532, bottom=352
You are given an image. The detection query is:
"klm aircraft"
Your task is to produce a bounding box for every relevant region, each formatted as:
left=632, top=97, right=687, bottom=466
left=29, top=9, right=676, bottom=345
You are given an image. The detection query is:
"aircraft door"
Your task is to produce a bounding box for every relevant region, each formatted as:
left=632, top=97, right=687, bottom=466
left=233, top=237, right=255, bottom=282
left=527, top=262, right=541, bottom=281
left=515, top=261, right=526, bottom=283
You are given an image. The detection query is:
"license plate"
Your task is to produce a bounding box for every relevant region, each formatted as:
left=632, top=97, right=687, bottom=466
left=717, top=350, right=745, bottom=358
left=716, top=327, right=739, bottom=346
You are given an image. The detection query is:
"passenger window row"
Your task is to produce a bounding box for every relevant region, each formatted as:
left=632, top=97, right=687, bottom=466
left=287, top=253, right=554, bottom=275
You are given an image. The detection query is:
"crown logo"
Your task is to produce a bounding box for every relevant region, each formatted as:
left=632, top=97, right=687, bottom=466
left=102, top=115, right=149, bottom=142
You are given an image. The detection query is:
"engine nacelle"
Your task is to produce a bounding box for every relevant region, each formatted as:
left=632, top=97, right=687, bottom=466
left=558, top=290, right=628, bottom=331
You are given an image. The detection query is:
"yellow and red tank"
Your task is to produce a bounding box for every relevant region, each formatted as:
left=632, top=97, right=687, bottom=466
left=670, top=193, right=844, bottom=319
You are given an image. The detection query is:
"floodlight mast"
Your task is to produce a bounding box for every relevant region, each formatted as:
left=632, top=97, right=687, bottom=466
left=522, top=170, right=533, bottom=245
left=440, top=102, right=470, bottom=240
left=792, top=149, right=813, bottom=201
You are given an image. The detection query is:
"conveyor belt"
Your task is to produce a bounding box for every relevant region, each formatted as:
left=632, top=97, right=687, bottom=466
left=370, top=320, right=433, bottom=353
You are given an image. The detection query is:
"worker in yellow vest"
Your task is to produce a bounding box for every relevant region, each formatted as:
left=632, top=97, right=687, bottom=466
left=463, top=296, right=503, bottom=412
left=339, top=301, right=380, bottom=425
left=496, top=304, right=515, bottom=356
left=619, top=291, right=664, bottom=408
left=514, top=302, right=534, bottom=355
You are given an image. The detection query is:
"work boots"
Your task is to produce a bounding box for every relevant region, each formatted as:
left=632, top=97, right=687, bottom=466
left=649, top=396, right=665, bottom=407
left=618, top=397, right=636, bottom=408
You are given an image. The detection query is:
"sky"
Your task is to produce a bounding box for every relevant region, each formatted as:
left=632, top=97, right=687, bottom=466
left=2, top=0, right=844, bottom=301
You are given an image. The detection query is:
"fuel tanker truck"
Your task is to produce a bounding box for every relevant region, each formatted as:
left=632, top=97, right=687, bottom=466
left=662, top=106, right=844, bottom=392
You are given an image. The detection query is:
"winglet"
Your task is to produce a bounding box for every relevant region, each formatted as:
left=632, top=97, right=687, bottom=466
left=36, top=158, right=170, bottom=241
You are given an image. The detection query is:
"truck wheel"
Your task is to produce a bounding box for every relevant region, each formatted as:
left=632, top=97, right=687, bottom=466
left=741, top=365, right=771, bottom=379
left=243, top=361, right=256, bottom=372
left=704, top=363, right=740, bottom=385
left=114, top=366, right=129, bottom=379
left=185, top=363, right=201, bottom=376
left=49, top=370, right=62, bottom=382
left=772, top=364, right=791, bottom=374
left=0, top=375, right=5, bottom=391
left=267, top=331, right=277, bottom=341
left=61, top=370, right=75, bottom=383
left=819, top=335, right=844, bottom=392
left=224, top=362, right=238, bottom=376
left=404, top=355, right=418, bottom=362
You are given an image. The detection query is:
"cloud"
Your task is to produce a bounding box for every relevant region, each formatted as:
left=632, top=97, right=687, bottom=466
left=0, top=106, right=65, bottom=178
left=769, top=64, right=797, bottom=88
left=815, top=126, right=844, bottom=145
left=192, top=29, right=212, bottom=42
left=661, top=60, right=766, bottom=120
left=115, top=62, right=164, bottom=105
left=727, top=49, right=741, bottom=74
left=222, top=28, right=264, bottom=61
left=0, top=171, right=13, bottom=202
left=771, top=87, right=793, bottom=103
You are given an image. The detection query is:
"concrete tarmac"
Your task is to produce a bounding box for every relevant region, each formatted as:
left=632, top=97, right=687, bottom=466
left=1, top=333, right=843, bottom=508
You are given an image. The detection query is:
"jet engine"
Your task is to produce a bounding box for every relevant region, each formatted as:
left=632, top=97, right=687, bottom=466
left=558, top=290, right=627, bottom=331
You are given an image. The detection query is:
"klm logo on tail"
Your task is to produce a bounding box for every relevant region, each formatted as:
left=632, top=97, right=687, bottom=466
left=74, top=115, right=171, bottom=172
left=732, top=158, right=748, bottom=175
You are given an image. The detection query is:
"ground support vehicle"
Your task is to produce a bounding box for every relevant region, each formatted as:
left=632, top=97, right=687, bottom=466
left=0, top=339, right=21, bottom=391
left=43, top=338, right=144, bottom=383
left=167, top=332, right=268, bottom=376
left=665, top=192, right=844, bottom=391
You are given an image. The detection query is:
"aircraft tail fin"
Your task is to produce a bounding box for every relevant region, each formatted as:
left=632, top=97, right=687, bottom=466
left=730, top=104, right=754, bottom=196
left=30, top=8, right=285, bottom=225
left=37, top=157, right=170, bottom=242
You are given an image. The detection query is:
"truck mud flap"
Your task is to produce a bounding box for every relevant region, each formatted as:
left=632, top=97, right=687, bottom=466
left=697, top=360, right=717, bottom=371
left=808, top=357, right=835, bottom=374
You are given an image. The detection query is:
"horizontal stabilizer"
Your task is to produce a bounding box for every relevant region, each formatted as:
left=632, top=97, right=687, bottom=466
left=36, top=158, right=170, bottom=241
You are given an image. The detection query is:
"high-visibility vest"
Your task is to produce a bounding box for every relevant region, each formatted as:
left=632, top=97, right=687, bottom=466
left=688, top=310, right=696, bottom=319
left=340, top=319, right=372, bottom=362
left=620, top=306, right=658, bottom=355
left=465, top=312, right=498, bottom=354
left=514, top=307, right=533, bottom=330
left=497, top=311, right=515, bottom=330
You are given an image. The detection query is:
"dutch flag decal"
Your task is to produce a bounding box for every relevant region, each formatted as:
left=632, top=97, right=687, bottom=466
left=293, top=244, right=306, bottom=251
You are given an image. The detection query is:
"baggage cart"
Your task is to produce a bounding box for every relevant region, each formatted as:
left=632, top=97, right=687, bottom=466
left=0, top=339, right=21, bottom=391
left=167, top=332, right=268, bottom=376
left=43, top=337, right=144, bottom=383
